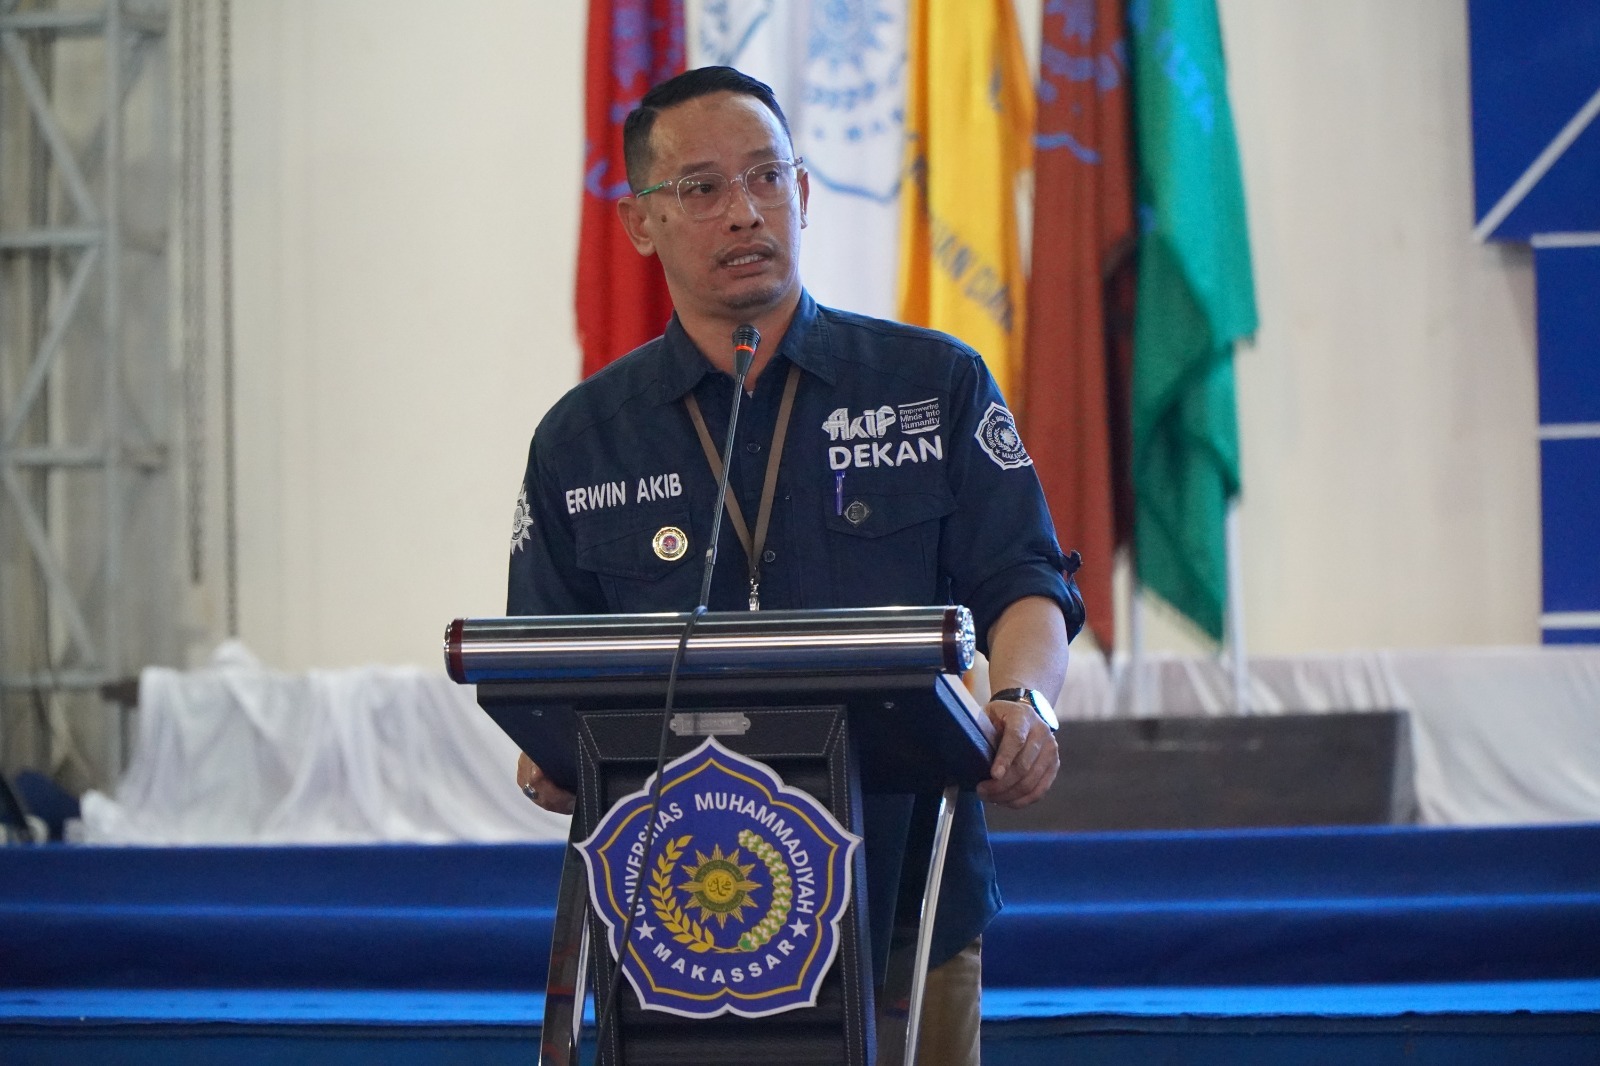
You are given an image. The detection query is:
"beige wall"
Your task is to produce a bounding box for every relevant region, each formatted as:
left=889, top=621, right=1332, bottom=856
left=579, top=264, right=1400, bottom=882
left=230, top=1, right=586, bottom=669
left=1215, top=0, right=1540, bottom=654
left=222, top=0, right=1538, bottom=671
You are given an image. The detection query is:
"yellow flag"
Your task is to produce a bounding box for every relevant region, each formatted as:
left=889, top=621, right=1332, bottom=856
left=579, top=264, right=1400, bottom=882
left=897, top=0, right=1034, bottom=399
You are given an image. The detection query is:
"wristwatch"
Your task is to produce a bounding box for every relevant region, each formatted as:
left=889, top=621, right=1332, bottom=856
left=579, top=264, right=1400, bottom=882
left=990, top=687, right=1059, bottom=733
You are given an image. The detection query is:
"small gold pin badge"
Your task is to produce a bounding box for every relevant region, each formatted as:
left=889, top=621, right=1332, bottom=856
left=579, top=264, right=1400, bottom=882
left=652, top=526, right=689, bottom=561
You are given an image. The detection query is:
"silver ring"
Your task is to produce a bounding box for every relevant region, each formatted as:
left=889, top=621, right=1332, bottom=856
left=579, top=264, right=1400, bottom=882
left=521, top=782, right=539, bottom=802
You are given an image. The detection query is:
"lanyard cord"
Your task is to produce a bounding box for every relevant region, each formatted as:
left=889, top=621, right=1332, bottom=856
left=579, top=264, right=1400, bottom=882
left=683, top=362, right=802, bottom=610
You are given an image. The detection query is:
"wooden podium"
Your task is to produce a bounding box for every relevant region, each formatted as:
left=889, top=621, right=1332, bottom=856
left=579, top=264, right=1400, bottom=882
left=447, top=606, right=996, bottom=1066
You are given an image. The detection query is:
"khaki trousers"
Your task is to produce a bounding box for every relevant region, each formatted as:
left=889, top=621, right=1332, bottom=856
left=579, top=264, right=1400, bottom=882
left=878, top=937, right=982, bottom=1066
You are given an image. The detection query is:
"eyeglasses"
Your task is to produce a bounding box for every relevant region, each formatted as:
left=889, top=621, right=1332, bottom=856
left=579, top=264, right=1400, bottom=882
left=635, top=158, right=805, bottom=221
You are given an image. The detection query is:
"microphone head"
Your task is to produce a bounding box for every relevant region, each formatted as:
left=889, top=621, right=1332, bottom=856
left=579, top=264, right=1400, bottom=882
left=732, top=324, right=760, bottom=351
left=732, top=324, right=760, bottom=376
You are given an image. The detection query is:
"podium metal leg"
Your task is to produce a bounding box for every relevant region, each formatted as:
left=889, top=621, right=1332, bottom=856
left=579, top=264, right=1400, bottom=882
left=902, top=783, right=960, bottom=1066
left=540, top=827, right=592, bottom=1066
left=571, top=920, right=591, bottom=1052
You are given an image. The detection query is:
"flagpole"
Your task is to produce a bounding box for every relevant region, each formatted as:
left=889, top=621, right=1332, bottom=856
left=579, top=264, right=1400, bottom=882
left=1225, top=500, right=1248, bottom=714
left=1127, top=557, right=1146, bottom=717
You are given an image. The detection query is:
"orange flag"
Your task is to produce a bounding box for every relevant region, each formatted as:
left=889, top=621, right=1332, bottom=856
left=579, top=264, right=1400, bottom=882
left=1020, top=0, right=1138, bottom=649
left=897, top=0, right=1033, bottom=398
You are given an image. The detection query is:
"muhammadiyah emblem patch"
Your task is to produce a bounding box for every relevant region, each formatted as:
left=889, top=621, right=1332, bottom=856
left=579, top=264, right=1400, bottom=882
left=509, top=487, right=533, bottom=554
left=975, top=401, right=1032, bottom=470
left=576, top=737, right=861, bottom=1018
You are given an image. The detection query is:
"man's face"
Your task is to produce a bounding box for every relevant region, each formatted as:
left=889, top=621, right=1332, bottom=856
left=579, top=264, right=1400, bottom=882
left=619, top=92, right=809, bottom=325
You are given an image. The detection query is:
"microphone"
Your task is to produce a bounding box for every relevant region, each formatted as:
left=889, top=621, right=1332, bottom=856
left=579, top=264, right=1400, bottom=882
left=696, top=324, right=760, bottom=608
left=594, top=323, right=763, bottom=1051
left=732, top=324, right=760, bottom=379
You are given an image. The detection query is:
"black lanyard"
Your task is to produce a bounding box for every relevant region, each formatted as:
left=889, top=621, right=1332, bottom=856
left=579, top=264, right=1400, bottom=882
left=682, top=362, right=802, bottom=610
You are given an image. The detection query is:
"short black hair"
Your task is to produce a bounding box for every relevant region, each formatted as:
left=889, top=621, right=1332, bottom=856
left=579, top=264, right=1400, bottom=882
left=622, top=66, right=793, bottom=192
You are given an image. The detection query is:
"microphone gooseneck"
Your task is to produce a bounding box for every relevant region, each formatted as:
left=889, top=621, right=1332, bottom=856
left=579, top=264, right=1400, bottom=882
left=697, top=324, right=759, bottom=608
left=592, top=321, right=763, bottom=1056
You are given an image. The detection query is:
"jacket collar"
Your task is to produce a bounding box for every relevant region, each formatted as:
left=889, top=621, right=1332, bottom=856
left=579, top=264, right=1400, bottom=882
left=654, top=290, right=837, bottom=403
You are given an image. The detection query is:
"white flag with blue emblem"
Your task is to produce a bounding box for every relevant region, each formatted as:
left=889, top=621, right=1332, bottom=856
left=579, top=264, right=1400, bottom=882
left=689, top=0, right=907, bottom=320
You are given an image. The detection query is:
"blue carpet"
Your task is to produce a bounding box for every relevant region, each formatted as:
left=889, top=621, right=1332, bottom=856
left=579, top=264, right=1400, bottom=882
left=6, top=979, right=1597, bottom=1026
left=4, top=824, right=1599, bottom=1062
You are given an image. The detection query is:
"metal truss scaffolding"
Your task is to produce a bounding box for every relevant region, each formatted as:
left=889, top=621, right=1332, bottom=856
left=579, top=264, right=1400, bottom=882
left=0, top=0, right=171, bottom=784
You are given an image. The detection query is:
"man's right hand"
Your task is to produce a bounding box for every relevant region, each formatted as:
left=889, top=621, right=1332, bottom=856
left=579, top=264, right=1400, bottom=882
left=516, top=751, right=576, bottom=815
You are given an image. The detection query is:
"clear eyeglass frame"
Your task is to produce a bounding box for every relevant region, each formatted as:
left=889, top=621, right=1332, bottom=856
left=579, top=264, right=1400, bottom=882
left=634, top=158, right=805, bottom=221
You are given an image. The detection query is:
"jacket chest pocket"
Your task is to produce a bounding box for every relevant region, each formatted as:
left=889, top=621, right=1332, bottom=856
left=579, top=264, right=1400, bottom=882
left=574, top=509, right=699, bottom=612
left=821, top=482, right=955, bottom=607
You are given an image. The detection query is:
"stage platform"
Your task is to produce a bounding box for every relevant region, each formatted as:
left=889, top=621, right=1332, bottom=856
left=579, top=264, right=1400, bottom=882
left=4, top=824, right=1599, bottom=1063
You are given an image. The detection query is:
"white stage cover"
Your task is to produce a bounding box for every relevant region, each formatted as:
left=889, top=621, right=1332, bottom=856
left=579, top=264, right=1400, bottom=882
left=80, top=641, right=1600, bottom=844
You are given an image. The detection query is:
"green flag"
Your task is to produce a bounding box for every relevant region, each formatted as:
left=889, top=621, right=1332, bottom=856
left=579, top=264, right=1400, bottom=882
left=1129, top=0, right=1258, bottom=641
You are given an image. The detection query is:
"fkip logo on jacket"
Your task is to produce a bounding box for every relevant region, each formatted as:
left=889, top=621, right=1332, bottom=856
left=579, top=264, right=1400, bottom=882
left=577, top=738, right=861, bottom=1018
left=823, top=399, right=945, bottom=470
left=822, top=405, right=897, bottom=441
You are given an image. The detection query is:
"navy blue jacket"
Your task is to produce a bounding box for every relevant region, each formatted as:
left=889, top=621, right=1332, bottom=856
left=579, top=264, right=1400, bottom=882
left=508, top=291, right=1077, bottom=972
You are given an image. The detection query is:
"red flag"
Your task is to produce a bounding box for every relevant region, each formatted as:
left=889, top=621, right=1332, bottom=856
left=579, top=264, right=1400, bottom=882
left=1020, top=0, right=1137, bottom=650
left=576, top=0, right=685, bottom=378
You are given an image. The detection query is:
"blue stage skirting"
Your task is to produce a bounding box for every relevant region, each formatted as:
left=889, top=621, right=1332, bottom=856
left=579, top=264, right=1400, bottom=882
left=986, top=823, right=1600, bottom=988
left=4, top=823, right=1599, bottom=1061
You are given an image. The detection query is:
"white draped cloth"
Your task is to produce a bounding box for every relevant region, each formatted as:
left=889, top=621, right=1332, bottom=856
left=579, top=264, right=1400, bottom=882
left=81, top=642, right=1600, bottom=844
left=80, top=642, right=570, bottom=845
left=1059, top=645, right=1600, bottom=826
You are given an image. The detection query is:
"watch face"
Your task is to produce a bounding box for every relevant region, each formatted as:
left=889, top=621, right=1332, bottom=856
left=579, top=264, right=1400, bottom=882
left=1028, top=690, right=1060, bottom=732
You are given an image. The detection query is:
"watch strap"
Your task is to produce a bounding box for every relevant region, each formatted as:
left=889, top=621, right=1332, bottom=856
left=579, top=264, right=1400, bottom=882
left=990, top=687, right=1058, bottom=732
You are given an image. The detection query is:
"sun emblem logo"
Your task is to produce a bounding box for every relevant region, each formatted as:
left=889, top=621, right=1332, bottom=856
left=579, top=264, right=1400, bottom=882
left=679, top=844, right=761, bottom=928
left=509, top=487, right=534, bottom=554
left=649, top=829, right=795, bottom=956
left=808, top=0, right=895, bottom=72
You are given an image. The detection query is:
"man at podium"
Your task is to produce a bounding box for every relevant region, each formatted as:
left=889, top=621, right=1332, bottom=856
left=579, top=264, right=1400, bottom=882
left=509, top=66, right=1082, bottom=1065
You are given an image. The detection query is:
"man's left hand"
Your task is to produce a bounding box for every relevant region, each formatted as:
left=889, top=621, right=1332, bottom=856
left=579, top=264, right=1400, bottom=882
left=976, top=698, right=1059, bottom=808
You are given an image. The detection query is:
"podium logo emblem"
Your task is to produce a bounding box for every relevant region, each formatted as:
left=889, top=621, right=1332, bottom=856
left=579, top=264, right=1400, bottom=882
left=577, top=737, right=861, bottom=1018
